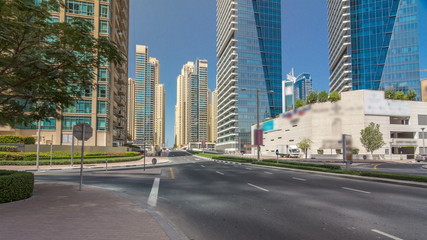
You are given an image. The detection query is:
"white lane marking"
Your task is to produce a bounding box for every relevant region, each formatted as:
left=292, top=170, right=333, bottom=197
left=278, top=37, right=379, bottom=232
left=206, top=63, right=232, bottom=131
left=342, top=187, right=371, bottom=194
left=216, top=171, right=225, bottom=175
left=247, top=183, right=269, bottom=192
left=292, top=177, right=306, bottom=181
left=201, top=165, right=206, bottom=168
left=147, top=177, right=160, bottom=207
left=371, top=229, right=403, bottom=240
left=264, top=172, right=273, bottom=175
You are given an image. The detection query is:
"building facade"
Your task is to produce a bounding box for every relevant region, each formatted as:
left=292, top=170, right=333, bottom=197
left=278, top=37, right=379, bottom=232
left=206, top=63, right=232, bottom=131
left=133, top=45, right=161, bottom=146
left=282, top=69, right=313, bottom=112
left=208, top=89, right=218, bottom=143
left=216, top=0, right=282, bottom=152
left=154, top=84, right=165, bottom=147
left=328, top=0, right=423, bottom=97
left=174, top=60, right=209, bottom=148
left=127, top=78, right=136, bottom=141
left=0, top=0, right=129, bottom=147
left=254, top=90, right=427, bottom=160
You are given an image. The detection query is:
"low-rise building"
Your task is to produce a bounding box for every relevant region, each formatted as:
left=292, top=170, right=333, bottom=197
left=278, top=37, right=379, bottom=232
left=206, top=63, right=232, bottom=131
left=252, top=90, right=427, bottom=160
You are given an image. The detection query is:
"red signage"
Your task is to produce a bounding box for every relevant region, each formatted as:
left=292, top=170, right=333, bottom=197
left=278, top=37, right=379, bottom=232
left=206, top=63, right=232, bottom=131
left=254, top=129, right=263, bottom=146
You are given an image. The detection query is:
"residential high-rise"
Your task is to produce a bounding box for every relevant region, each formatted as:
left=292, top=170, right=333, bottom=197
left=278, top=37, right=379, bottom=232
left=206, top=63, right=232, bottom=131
left=208, top=89, right=218, bottom=143
left=422, top=79, right=427, bottom=102
left=134, top=45, right=160, bottom=146
left=0, top=0, right=129, bottom=147
left=282, top=69, right=312, bottom=112
left=127, top=78, right=136, bottom=141
left=174, top=60, right=209, bottom=148
left=154, top=84, right=165, bottom=147
left=328, top=0, right=422, bottom=97
left=216, top=0, right=282, bottom=152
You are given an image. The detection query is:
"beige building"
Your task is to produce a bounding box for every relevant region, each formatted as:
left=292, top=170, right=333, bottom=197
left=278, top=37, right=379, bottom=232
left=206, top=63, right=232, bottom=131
left=127, top=78, right=136, bottom=141
left=208, top=89, right=218, bottom=143
left=0, top=0, right=129, bottom=147
left=422, top=79, right=427, bottom=102
left=154, top=84, right=165, bottom=147
left=254, top=90, right=427, bottom=160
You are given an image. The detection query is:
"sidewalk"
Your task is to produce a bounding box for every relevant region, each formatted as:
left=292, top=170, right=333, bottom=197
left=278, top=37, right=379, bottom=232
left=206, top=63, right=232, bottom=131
left=0, top=182, right=169, bottom=240
left=0, top=156, right=170, bottom=171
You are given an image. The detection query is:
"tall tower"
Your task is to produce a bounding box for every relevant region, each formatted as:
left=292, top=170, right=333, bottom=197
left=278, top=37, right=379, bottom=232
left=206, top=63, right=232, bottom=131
left=328, top=0, right=422, bottom=97
left=174, top=60, right=209, bottom=148
left=154, top=84, right=165, bottom=147
left=216, top=0, right=282, bottom=152
left=135, top=45, right=160, bottom=145
left=127, top=78, right=136, bottom=141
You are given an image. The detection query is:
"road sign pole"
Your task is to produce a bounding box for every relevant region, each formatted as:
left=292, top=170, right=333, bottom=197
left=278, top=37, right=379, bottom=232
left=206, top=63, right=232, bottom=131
left=71, top=125, right=75, bottom=167
left=79, top=124, right=85, bottom=191
left=50, top=135, right=53, bottom=167
left=143, top=139, right=146, bottom=171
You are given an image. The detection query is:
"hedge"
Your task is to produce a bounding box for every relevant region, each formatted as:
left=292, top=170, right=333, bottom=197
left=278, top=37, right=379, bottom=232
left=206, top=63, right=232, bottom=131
left=0, top=151, right=140, bottom=161
left=262, top=159, right=341, bottom=170
left=0, top=145, right=18, bottom=152
left=0, top=170, right=34, bottom=203
left=0, top=155, right=143, bottom=165
left=0, top=135, right=35, bottom=144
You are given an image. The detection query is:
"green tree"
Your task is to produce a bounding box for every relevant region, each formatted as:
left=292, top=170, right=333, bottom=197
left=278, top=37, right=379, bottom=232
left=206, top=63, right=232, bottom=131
left=360, top=122, right=385, bottom=156
left=384, top=89, right=396, bottom=99
left=297, top=138, right=312, bottom=159
left=294, top=99, right=306, bottom=109
left=0, top=0, right=124, bottom=126
left=318, top=90, right=328, bottom=102
left=395, top=91, right=406, bottom=100
left=306, top=90, right=318, bottom=104
left=328, top=91, right=341, bottom=102
left=406, top=90, right=417, bottom=101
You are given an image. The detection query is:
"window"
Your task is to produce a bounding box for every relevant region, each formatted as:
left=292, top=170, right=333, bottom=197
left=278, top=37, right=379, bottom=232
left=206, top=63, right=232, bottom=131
left=99, top=20, right=109, bottom=34
left=16, top=119, right=56, bottom=130
left=101, top=0, right=110, bottom=2
left=97, top=117, right=108, bottom=130
left=98, top=68, right=109, bottom=82
left=98, top=85, right=109, bottom=98
left=100, top=5, right=109, bottom=18
left=62, top=134, right=73, bottom=144
left=66, top=16, right=94, bottom=31
left=419, top=115, right=427, bottom=125
left=64, top=100, right=92, bottom=113
left=62, top=116, right=91, bottom=130
left=66, top=0, right=94, bottom=16
left=97, top=101, right=108, bottom=114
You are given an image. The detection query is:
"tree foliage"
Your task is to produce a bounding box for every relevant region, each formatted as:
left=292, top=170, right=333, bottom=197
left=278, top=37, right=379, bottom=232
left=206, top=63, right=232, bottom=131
left=384, top=89, right=417, bottom=101
left=360, top=122, right=385, bottom=155
left=328, top=91, right=341, bottom=102
left=306, top=90, right=318, bottom=104
left=294, top=99, right=306, bottom=109
left=318, top=90, right=328, bottom=102
left=297, top=138, right=312, bottom=159
left=0, top=0, right=124, bottom=126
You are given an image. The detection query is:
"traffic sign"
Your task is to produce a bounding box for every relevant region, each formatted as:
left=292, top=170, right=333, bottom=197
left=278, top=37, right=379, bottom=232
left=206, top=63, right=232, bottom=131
left=73, top=123, right=93, bottom=141
left=152, top=158, right=157, bottom=165
left=276, top=149, right=279, bottom=156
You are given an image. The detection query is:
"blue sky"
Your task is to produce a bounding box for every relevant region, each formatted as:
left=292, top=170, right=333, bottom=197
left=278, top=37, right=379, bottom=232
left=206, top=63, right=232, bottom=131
left=128, top=0, right=329, bottom=148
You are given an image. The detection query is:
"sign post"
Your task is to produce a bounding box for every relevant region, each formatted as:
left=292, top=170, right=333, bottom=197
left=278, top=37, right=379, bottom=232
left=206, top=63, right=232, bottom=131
left=342, top=134, right=352, bottom=169
left=73, top=123, right=93, bottom=191
left=276, top=149, right=279, bottom=164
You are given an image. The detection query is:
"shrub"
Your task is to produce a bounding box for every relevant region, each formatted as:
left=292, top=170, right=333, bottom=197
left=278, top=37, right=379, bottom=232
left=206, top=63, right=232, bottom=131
left=0, top=145, right=18, bottom=152
left=336, top=149, right=342, bottom=154
left=23, top=136, right=35, bottom=144
left=0, top=152, right=24, bottom=160
left=0, top=135, right=23, bottom=143
left=352, top=148, right=359, bottom=154
left=0, top=170, right=34, bottom=203
left=317, top=149, right=324, bottom=154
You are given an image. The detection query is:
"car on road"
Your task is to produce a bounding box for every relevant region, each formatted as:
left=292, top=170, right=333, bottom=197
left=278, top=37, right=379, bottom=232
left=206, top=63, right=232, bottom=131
left=415, top=154, right=427, bottom=162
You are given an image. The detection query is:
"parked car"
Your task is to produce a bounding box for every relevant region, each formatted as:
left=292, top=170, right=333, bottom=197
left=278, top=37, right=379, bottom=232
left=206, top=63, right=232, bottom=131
left=415, top=154, right=427, bottom=162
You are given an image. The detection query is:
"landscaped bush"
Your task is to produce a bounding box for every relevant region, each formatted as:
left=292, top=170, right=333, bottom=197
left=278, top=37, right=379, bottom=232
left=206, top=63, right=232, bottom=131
left=0, top=145, right=18, bottom=152
left=23, top=136, right=35, bottom=144
left=0, top=152, right=24, bottom=160
left=0, top=155, right=142, bottom=166
left=0, top=135, right=35, bottom=144
left=0, top=135, right=23, bottom=143
left=0, top=151, right=140, bottom=161
left=352, top=148, right=360, bottom=154
left=0, top=170, right=34, bottom=203
left=317, top=149, right=324, bottom=154
left=262, top=159, right=341, bottom=170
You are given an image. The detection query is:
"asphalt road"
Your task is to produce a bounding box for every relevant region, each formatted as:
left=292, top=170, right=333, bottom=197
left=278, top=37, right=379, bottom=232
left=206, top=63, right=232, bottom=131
left=36, top=150, right=427, bottom=240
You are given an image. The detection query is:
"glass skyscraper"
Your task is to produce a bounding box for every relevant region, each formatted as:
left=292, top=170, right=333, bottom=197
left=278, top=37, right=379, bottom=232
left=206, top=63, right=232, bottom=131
left=282, top=70, right=312, bottom=112
left=216, top=0, right=282, bottom=152
left=328, top=0, right=424, bottom=98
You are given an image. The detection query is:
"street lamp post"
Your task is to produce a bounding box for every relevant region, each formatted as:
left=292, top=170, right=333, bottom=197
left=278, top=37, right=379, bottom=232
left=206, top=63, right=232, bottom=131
left=422, top=127, right=425, bottom=155
left=36, top=119, right=41, bottom=171
left=241, top=88, right=273, bottom=161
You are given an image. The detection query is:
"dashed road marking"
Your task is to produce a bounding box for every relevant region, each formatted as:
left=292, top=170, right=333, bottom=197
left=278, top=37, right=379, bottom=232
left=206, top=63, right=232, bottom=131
left=264, top=172, right=273, bottom=175
left=148, top=177, right=160, bottom=207
left=201, top=165, right=205, bottom=168
left=216, top=171, right=225, bottom=175
left=374, top=164, right=380, bottom=169
left=247, top=183, right=269, bottom=192
left=371, top=229, right=403, bottom=240
left=292, top=177, right=306, bottom=181
left=342, top=187, right=370, bottom=194
left=169, top=168, right=175, bottom=179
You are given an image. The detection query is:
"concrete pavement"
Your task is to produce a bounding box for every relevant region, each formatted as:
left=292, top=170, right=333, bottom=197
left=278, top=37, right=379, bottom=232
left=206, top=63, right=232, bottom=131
left=0, top=182, right=169, bottom=240
left=0, top=156, right=170, bottom=172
